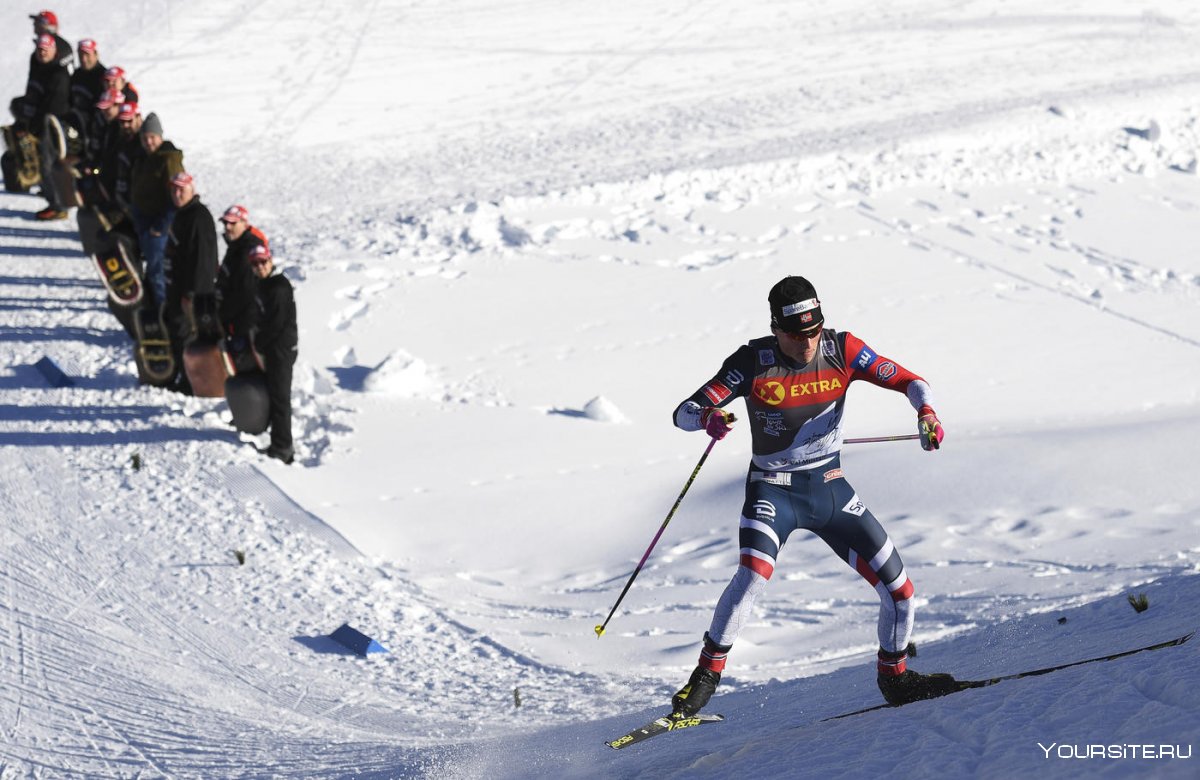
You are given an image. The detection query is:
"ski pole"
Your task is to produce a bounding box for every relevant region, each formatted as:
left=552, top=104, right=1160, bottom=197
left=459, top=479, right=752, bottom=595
left=844, top=433, right=921, bottom=445
left=594, top=417, right=734, bottom=639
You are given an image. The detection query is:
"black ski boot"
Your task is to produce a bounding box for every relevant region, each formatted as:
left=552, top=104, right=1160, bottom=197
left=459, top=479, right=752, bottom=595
left=876, top=644, right=962, bottom=705
left=877, top=669, right=963, bottom=705
left=671, top=666, right=721, bottom=717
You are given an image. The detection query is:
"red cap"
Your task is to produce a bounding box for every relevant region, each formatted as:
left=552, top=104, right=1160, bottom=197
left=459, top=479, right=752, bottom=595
left=248, top=245, right=272, bottom=263
left=31, top=11, right=58, bottom=28
left=117, top=102, right=139, bottom=121
left=78, top=38, right=98, bottom=54
left=95, top=88, right=124, bottom=109
left=221, top=205, right=250, bottom=224
left=170, top=172, right=194, bottom=189
left=104, top=66, right=126, bottom=82
left=36, top=33, right=55, bottom=51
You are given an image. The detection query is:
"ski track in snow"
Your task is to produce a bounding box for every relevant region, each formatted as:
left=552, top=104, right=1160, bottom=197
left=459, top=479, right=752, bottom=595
left=3, top=1, right=1200, bottom=777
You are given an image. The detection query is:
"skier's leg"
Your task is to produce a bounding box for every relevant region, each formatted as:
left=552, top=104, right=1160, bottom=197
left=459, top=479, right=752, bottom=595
left=814, top=479, right=915, bottom=670
left=673, top=479, right=795, bottom=715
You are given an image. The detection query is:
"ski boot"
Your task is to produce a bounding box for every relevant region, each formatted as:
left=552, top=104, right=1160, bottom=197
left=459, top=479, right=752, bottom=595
left=877, top=646, right=962, bottom=705
left=671, top=666, right=721, bottom=717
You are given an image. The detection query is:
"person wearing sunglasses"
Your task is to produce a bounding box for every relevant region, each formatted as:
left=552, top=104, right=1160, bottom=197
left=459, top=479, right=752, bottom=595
left=248, top=245, right=298, bottom=465
left=668, top=275, right=951, bottom=717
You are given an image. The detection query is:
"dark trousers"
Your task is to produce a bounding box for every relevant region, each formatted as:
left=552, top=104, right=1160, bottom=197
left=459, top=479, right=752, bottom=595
left=264, top=349, right=296, bottom=454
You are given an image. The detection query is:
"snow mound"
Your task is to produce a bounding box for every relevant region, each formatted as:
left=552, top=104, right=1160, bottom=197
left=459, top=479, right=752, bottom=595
left=582, top=395, right=627, bottom=423
left=363, top=351, right=436, bottom=397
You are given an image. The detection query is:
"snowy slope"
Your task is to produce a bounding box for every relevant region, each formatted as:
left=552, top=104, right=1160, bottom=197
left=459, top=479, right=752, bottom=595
left=3, top=1, right=1200, bottom=777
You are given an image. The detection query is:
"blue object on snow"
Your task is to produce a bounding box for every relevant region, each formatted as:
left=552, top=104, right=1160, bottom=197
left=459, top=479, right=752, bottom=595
left=34, top=356, right=74, bottom=388
left=329, top=623, right=388, bottom=656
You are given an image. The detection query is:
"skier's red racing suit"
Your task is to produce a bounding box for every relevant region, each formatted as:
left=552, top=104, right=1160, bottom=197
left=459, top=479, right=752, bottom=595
left=673, top=329, right=933, bottom=673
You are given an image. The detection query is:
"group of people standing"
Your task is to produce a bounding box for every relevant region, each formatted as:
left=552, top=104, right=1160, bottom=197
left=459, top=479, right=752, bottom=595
left=4, top=10, right=298, bottom=464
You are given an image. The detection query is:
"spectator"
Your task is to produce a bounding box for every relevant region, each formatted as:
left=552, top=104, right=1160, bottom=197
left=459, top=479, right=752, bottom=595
left=103, top=66, right=139, bottom=105
left=69, top=39, right=105, bottom=114
left=98, top=100, right=144, bottom=221
left=216, top=204, right=269, bottom=341
left=130, top=111, right=184, bottom=306
left=248, top=245, right=298, bottom=464
left=164, top=171, right=218, bottom=393
left=29, top=10, right=73, bottom=70
left=14, top=34, right=71, bottom=220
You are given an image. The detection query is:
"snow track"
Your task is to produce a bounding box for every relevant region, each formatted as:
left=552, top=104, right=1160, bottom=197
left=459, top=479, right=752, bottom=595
left=4, top=1, right=1200, bottom=776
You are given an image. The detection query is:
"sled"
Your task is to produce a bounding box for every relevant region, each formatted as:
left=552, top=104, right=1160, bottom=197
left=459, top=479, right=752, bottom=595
left=2, top=124, right=40, bottom=192
left=92, top=241, right=143, bottom=307
left=183, top=341, right=227, bottom=398
left=133, top=305, right=174, bottom=386
left=225, top=372, right=269, bottom=434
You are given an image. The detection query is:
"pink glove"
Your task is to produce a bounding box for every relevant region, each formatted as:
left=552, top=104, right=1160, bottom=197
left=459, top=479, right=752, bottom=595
left=701, top=407, right=736, bottom=440
left=917, top=405, right=944, bottom=451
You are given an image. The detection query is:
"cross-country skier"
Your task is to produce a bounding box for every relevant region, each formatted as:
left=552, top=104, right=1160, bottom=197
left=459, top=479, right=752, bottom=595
left=668, top=275, right=958, bottom=716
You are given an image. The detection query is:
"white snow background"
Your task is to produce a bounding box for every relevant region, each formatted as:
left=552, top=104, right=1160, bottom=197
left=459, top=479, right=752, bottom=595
left=2, top=1, right=1200, bottom=777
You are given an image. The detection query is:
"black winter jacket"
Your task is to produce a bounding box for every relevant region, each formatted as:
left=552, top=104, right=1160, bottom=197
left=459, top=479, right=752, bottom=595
left=166, top=195, right=218, bottom=316
left=254, top=273, right=298, bottom=357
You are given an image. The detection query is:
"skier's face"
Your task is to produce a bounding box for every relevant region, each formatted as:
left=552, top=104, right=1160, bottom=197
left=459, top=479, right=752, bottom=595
left=773, top=325, right=822, bottom=364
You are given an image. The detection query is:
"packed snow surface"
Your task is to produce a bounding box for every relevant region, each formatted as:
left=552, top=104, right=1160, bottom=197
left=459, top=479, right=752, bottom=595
left=2, top=1, right=1200, bottom=777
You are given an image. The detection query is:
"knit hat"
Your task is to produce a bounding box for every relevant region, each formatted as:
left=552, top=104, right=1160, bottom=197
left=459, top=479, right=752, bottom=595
left=36, top=33, right=55, bottom=51
left=78, top=39, right=98, bottom=54
left=104, top=66, right=126, bottom=82
left=768, top=276, right=824, bottom=335
left=141, top=112, right=163, bottom=137
left=117, top=102, right=139, bottom=121
left=170, top=171, right=194, bottom=189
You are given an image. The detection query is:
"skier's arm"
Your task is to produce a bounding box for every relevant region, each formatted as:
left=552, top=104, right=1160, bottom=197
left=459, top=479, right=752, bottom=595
left=672, top=345, right=754, bottom=433
left=844, top=332, right=944, bottom=450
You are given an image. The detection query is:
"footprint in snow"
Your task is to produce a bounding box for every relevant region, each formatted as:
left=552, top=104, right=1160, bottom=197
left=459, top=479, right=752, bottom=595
left=329, top=301, right=369, bottom=331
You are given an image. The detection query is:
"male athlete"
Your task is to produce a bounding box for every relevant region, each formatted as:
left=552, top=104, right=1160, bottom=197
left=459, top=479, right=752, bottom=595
left=669, top=275, right=956, bottom=715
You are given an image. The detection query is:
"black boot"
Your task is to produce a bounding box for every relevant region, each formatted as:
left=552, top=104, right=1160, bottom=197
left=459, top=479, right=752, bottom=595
left=671, top=667, right=721, bottom=716
left=877, top=669, right=963, bottom=705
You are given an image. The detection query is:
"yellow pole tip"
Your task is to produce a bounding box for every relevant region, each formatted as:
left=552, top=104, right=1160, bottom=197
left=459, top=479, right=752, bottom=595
left=594, top=625, right=606, bottom=638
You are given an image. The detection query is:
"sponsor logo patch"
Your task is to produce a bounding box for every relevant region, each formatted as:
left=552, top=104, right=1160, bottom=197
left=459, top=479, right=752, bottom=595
left=875, top=361, right=897, bottom=381
left=823, top=468, right=844, bottom=483
left=702, top=382, right=731, bottom=404
left=782, top=298, right=820, bottom=316
left=853, top=346, right=878, bottom=370
left=843, top=493, right=867, bottom=516
left=753, top=499, right=778, bottom=518
left=758, top=349, right=776, bottom=366
left=754, top=377, right=844, bottom=406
